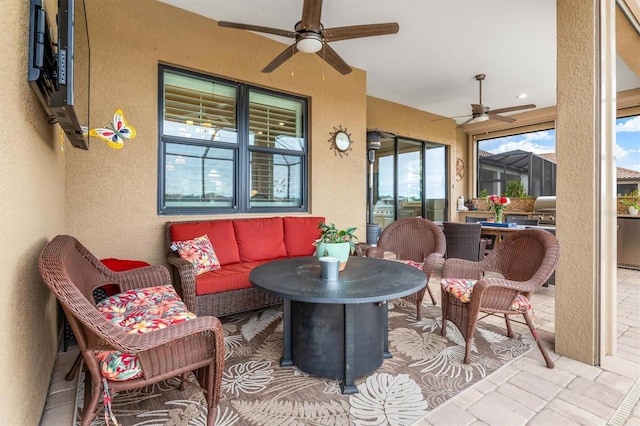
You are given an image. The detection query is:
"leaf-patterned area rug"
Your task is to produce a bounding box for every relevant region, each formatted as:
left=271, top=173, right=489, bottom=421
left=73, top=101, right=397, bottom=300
left=75, top=300, right=534, bottom=425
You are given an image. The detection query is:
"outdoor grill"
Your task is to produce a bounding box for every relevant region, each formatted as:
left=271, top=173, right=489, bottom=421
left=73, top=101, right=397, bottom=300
left=532, top=196, right=557, bottom=225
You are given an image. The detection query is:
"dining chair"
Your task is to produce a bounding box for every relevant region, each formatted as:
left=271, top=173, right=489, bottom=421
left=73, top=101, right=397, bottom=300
left=440, top=228, right=560, bottom=368
left=506, top=216, right=540, bottom=226
left=464, top=216, right=485, bottom=223
left=366, top=217, right=446, bottom=319
left=465, top=216, right=496, bottom=249
left=443, top=222, right=487, bottom=261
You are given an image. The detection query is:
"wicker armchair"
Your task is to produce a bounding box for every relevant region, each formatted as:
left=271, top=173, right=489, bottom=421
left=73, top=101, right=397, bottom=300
left=443, top=222, right=487, bottom=261
left=440, top=229, right=559, bottom=368
left=366, top=217, right=446, bottom=319
left=38, top=235, right=224, bottom=426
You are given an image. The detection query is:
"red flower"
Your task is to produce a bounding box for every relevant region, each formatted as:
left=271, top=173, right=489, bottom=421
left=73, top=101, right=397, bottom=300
left=488, top=195, right=511, bottom=206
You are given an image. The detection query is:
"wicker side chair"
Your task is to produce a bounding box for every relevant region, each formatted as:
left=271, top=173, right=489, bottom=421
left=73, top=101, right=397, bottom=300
left=465, top=215, right=496, bottom=249
left=440, top=228, right=559, bottom=368
left=443, top=222, right=487, bottom=261
left=366, top=217, right=446, bottom=319
left=38, top=235, right=224, bottom=426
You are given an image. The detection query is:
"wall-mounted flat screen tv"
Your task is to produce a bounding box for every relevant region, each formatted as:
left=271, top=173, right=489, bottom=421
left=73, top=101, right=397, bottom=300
left=28, top=0, right=90, bottom=150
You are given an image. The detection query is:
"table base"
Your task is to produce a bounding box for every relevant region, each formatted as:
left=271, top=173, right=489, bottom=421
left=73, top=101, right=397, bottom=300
left=281, top=300, right=389, bottom=394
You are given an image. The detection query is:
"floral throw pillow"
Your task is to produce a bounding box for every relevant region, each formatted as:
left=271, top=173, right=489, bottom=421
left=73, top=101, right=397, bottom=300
left=171, top=234, right=221, bottom=275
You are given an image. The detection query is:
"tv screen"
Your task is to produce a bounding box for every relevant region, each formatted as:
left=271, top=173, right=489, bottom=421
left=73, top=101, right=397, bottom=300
left=28, top=0, right=90, bottom=150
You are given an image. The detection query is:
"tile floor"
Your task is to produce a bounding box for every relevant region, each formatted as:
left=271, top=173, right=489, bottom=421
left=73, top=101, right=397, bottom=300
left=40, top=264, right=640, bottom=426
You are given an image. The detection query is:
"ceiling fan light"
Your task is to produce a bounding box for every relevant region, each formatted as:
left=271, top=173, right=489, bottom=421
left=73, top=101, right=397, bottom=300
left=469, top=114, right=490, bottom=124
left=296, top=33, right=323, bottom=53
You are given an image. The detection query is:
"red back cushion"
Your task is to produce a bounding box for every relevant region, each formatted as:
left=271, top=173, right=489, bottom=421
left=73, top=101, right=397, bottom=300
left=101, top=258, right=150, bottom=271
left=283, top=216, right=325, bottom=257
left=170, top=220, right=241, bottom=265
left=233, top=217, right=287, bottom=262
left=99, top=258, right=151, bottom=297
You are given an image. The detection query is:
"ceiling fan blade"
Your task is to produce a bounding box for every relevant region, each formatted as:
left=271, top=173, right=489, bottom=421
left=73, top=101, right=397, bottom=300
left=431, top=114, right=470, bottom=121
left=459, top=117, right=475, bottom=126
left=489, top=104, right=536, bottom=115
left=471, top=104, right=485, bottom=114
left=300, top=0, right=323, bottom=31
left=490, top=114, right=516, bottom=123
left=323, top=23, right=399, bottom=42
left=218, top=21, right=295, bottom=38
left=316, top=44, right=352, bottom=75
left=262, top=44, right=299, bottom=73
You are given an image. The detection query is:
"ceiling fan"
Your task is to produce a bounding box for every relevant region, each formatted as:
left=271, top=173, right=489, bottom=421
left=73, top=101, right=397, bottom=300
left=217, top=0, right=399, bottom=75
left=459, top=74, right=536, bottom=126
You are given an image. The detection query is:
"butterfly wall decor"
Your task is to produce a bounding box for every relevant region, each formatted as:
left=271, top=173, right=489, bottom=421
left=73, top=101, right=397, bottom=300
left=88, top=109, right=137, bottom=149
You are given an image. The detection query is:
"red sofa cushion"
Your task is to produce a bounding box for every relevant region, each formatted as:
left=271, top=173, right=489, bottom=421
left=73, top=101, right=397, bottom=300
left=170, top=220, right=241, bottom=266
left=233, top=217, right=287, bottom=262
left=195, top=260, right=276, bottom=295
left=283, top=216, right=325, bottom=257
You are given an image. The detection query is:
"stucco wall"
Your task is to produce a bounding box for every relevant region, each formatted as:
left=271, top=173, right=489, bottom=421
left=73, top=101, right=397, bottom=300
left=65, top=0, right=368, bottom=265
left=0, top=1, right=66, bottom=423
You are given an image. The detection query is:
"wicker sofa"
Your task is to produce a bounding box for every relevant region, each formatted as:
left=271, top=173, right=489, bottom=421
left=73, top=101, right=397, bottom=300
left=165, top=216, right=325, bottom=317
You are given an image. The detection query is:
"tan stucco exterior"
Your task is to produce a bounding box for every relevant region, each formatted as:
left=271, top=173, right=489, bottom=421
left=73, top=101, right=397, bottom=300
left=1, top=1, right=66, bottom=423
left=1, top=0, right=638, bottom=423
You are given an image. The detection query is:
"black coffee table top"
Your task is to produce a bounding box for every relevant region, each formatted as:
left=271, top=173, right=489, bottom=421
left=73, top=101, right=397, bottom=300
left=250, top=256, right=427, bottom=304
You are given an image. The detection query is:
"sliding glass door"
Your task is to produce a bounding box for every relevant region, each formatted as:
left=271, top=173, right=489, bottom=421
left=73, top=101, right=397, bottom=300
left=369, top=136, right=448, bottom=230
left=424, top=143, right=447, bottom=221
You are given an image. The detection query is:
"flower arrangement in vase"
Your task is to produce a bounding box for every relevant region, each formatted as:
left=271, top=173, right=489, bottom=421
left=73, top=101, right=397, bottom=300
left=488, top=195, right=511, bottom=223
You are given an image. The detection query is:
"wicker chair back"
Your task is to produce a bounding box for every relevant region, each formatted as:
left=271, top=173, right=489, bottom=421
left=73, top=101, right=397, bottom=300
left=443, top=222, right=486, bottom=262
left=376, top=217, right=443, bottom=262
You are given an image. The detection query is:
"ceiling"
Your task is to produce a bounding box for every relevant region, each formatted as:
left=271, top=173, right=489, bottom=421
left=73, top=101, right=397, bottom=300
left=158, top=0, right=640, bottom=124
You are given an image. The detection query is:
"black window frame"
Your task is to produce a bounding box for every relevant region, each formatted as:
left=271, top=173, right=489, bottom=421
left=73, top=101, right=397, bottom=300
left=475, top=127, right=557, bottom=197
left=157, top=64, right=309, bottom=215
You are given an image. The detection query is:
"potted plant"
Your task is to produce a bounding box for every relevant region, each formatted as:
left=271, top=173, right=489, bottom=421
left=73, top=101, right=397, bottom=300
left=504, top=180, right=527, bottom=198
left=621, top=190, right=640, bottom=216
left=315, top=222, right=359, bottom=271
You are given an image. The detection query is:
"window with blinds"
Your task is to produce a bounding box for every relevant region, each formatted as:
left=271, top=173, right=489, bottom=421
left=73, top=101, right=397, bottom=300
left=158, top=65, right=308, bottom=214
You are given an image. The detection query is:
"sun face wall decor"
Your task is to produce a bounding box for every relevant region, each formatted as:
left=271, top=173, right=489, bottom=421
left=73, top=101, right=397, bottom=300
left=328, top=125, right=353, bottom=157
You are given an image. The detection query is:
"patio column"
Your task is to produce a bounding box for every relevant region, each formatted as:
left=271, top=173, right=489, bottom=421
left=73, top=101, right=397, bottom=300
left=556, top=0, right=617, bottom=364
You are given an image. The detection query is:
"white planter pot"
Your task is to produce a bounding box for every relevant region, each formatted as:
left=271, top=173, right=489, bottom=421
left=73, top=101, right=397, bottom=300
left=629, top=206, right=639, bottom=216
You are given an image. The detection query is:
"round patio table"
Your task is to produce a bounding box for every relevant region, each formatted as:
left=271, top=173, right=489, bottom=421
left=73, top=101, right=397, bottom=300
left=249, top=255, right=426, bottom=394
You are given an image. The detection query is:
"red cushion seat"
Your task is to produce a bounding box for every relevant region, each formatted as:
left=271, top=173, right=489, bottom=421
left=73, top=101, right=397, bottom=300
left=195, top=260, right=280, bottom=295
left=95, top=285, right=196, bottom=381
